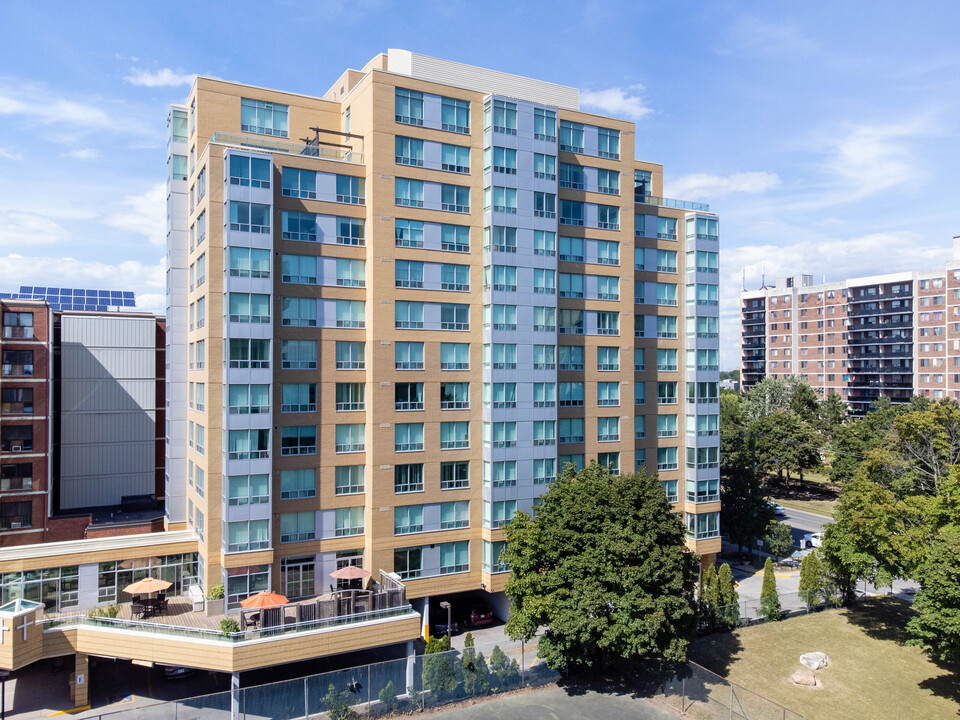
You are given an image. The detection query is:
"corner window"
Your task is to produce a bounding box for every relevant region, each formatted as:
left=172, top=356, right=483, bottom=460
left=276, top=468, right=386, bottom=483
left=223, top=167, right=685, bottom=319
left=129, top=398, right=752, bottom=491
left=241, top=98, right=288, bottom=137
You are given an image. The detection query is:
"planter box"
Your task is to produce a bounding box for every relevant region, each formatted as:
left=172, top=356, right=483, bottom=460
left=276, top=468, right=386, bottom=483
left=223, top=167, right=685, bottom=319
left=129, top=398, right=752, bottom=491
left=205, top=598, right=224, bottom=617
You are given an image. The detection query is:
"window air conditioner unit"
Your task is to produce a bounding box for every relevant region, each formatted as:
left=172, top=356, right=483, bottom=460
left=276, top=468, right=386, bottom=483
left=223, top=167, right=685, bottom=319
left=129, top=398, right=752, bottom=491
left=10, top=521, right=22, bottom=529
left=11, top=446, right=21, bottom=452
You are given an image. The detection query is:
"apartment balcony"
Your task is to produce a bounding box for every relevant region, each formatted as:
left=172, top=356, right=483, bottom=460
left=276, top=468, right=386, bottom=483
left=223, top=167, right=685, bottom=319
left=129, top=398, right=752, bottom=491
left=210, top=131, right=364, bottom=165
left=848, top=348, right=912, bottom=359
left=846, top=319, right=912, bottom=331
left=634, top=192, right=710, bottom=212
left=847, top=335, right=912, bottom=345
left=846, top=306, right=911, bottom=318
left=20, top=572, right=418, bottom=674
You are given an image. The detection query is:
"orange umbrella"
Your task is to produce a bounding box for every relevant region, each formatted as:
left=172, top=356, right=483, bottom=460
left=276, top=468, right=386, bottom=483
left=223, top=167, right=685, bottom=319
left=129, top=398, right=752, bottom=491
left=330, top=566, right=371, bottom=580
left=123, top=577, right=172, bottom=594
left=239, top=590, right=288, bottom=608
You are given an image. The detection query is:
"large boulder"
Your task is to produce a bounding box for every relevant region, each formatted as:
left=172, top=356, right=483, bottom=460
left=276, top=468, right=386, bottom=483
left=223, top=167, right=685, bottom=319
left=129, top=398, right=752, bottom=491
left=791, top=667, right=817, bottom=686
left=799, top=652, right=830, bottom=670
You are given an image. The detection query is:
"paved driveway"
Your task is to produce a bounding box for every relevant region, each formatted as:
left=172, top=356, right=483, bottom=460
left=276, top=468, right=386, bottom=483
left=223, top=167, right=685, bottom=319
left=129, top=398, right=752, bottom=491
left=433, top=686, right=677, bottom=720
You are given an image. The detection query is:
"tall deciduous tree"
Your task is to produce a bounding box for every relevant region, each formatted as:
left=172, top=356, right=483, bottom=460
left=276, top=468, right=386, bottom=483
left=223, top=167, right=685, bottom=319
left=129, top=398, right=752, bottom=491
left=502, top=462, right=697, bottom=669
left=907, top=528, right=960, bottom=665
left=765, top=520, right=795, bottom=563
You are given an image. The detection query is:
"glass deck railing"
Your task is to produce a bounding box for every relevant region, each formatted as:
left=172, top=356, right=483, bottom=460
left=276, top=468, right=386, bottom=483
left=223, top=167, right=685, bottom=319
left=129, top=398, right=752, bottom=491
left=210, top=132, right=364, bottom=165
left=635, top=193, right=710, bottom=212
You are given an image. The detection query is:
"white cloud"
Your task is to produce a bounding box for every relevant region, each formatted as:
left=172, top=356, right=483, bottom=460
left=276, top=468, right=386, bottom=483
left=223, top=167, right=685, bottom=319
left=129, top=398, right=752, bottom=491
left=581, top=84, right=652, bottom=121
left=102, top=183, right=166, bottom=247
left=61, top=148, right=100, bottom=160
left=0, top=255, right=165, bottom=314
left=0, top=147, right=22, bottom=161
left=665, top=171, right=781, bottom=201
left=718, top=231, right=955, bottom=368
left=0, top=211, right=71, bottom=247
left=124, top=68, right=196, bottom=88
left=721, top=17, right=819, bottom=57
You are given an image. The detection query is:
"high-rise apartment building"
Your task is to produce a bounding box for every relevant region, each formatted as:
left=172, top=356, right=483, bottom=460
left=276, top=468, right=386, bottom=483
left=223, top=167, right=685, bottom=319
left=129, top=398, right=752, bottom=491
left=165, top=49, right=722, bottom=607
left=741, top=238, right=960, bottom=414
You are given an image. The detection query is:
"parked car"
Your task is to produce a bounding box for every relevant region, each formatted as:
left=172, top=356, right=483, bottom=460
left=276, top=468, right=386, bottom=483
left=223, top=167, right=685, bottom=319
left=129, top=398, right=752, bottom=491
left=467, top=602, right=494, bottom=628
left=766, top=501, right=787, bottom=517
left=802, top=532, right=823, bottom=548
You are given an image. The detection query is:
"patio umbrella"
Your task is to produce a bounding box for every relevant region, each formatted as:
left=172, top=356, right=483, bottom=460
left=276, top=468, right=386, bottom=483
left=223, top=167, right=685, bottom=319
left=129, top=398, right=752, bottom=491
left=239, top=590, right=288, bottom=608
left=330, top=566, right=371, bottom=581
left=123, top=577, right=172, bottom=595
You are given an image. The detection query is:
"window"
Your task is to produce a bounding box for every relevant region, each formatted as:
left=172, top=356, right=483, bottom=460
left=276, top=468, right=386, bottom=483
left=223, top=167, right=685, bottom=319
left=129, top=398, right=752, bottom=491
left=335, top=466, right=364, bottom=495
left=657, top=348, right=677, bottom=372
left=1, top=463, right=32, bottom=491
left=485, top=421, right=517, bottom=448
left=171, top=154, right=187, bottom=181
left=559, top=381, right=585, bottom=407
left=657, top=316, right=678, bottom=339
left=335, top=383, right=365, bottom=411
left=395, top=136, right=424, bottom=166
left=657, top=447, right=678, bottom=471
left=441, top=342, right=469, bottom=370
left=394, top=464, right=423, bottom=493
left=559, top=236, right=584, bottom=262
left=484, top=461, right=516, bottom=488
left=337, top=217, right=365, bottom=245
left=597, top=382, right=620, bottom=406
left=559, top=199, right=584, bottom=226
left=231, top=338, right=270, bottom=369
left=596, top=275, right=619, bottom=300
left=335, top=507, right=364, bottom=537
left=336, top=258, right=366, bottom=287
left=485, top=382, right=517, bottom=409
left=440, top=461, right=469, bottom=490
left=228, top=384, right=270, bottom=415
left=485, top=146, right=517, bottom=174
left=440, top=382, right=469, bottom=410
left=229, top=202, right=269, bottom=233
left=281, top=297, right=316, bottom=327
left=440, top=501, right=469, bottom=530
left=441, top=224, right=470, bottom=252
left=228, top=247, right=270, bottom=279
left=559, top=344, right=584, bottom=371
left=171, top=109, right=187, bottom=142
left=533, top=306, right=555, bottom=332
left=395, top=505, right=424, bottom=535
left=486, top=342, right=516, bottom=369
left=534, top=420, right=556, bottom=446
left=485, top=186, right=516, bottom=213
left=441, top=303, right=469, bottom=330
left=597, top=206, right=620, bottom=231
left=226, top=519, right=270, bottom=553
left=336, top=300, right=365, bottom=328
left=395, top=341, right=424, bottom=370
left=282, top=211, right=317, bottom=243
left=227, top=474, right=269, bottom=506
left=1, top=501, right=31, bottom=529
left=442, top=144, right=470, bottom=173
left=559, top=120, right=584, bottom=153
left=534, top=153, right=556, bottom=180
left=534, top=107, right=557, bottom=141
left=658, top=381, right=678, bottom=404
left=227, top=429, right=269, bottom=460
left=241, top=98, right=288, bottom=137
left=1, top=388, right=33, bottom=414
left=686, top=512, right=720, bottom=540
left=336, top=175, right=364, bottom=204
left=1, top=426, right=32, bottom=452
left=335, top=424, right=365, bottom=453
left=597, top=416, right=620, bottom=443
left=597, top=127, right=620, bottom=159
left=534, top=230, right=556, bottom=256
left=484, top=500, right=517, bottom=530
left=281, top=469, right=316, bottom=499
left=595, top=311, right=619, bottom=336
left=441, top=96, right=470, bottom=133
left=281, top=168, right=316, bottom=199
left=394, top=546, right=423, bottom=579
left=559, top=162, right=584, bottom=189
left=395, top=219, right=424, bottom=248
left=441, top=263, right=470, bottom=291
left=657, top=415, right=678, bottom=438
left=597, top=168, right=619, bottom=194
left=635, top=348, right=645, bottom=371
left=657, top=217, right=677, bottom=240
left=395, top=423, right=424, bottom=452
left=596, top=346, right=619, bottom=372
left=486, top=226, right=517, bottom=252
left=560, top=273, right=584, bottom=298
left=281, top=426, right=316, bottom=456
left=533, top=344, right=555, bottom=370
left=280, top=512, right=315, bottom=543
left=488, top=265, right=517, bottom=292
left=395, top=88, right=423, bottom=126
left=635, top=382, right=646, bottom=406
left=395, top=301, right=424, bottom=329
left=534, top=191, right=556, bottom=218
left=229, top=154, right=270, bottom=188
left=395, top=382, right=424, bottom=411
left=281, top=255, right=317, bottom=285
left=695, top=217, right=720, bottom=239
left=440, top=421, right=469, bottom=449
left=396, top=178, right=424, bottom=207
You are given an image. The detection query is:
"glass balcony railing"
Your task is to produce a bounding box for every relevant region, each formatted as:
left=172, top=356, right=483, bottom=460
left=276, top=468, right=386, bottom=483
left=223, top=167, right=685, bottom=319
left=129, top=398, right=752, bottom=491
left=210, top=132, right=364, bottom=164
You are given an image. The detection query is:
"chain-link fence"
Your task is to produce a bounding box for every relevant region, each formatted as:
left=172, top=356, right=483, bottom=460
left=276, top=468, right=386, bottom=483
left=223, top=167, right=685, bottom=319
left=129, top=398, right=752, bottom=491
left=699, top=590, right=844, bottom=633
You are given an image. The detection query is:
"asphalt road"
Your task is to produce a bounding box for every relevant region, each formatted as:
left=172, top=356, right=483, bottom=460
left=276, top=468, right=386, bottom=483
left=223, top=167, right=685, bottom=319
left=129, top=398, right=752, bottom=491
left=781, top=507, right=833, bottom=533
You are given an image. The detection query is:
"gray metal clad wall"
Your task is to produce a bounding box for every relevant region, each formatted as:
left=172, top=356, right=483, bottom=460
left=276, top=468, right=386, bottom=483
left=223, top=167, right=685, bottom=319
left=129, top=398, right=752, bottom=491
left=59, top=315, right=158, bottom=509
left=387, top=49, right=579, bottom=110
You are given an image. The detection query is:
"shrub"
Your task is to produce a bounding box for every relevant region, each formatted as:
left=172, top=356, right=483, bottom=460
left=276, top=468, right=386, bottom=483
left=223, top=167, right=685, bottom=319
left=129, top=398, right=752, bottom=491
left=323, top=684, right=353, bottom=720
left=208, top=584, right=225, bottom=600
left=219, top=617, right=240, bottom=635
left=489, top=645, right=520, bottom=690
left=378, top=680, right=398, bottom=715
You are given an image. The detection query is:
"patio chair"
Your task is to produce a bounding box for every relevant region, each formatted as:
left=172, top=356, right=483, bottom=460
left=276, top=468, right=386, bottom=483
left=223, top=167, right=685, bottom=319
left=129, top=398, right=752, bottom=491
left=132, top=601, right=145, bottom=619
left=260, top=606, right=282, bottom=630
left=157, top=593, right=168, bottom=615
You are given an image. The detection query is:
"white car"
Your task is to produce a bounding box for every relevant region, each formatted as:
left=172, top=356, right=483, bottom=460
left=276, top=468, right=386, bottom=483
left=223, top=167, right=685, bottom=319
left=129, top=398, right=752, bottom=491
left=803, top=532, right=823, bottom=548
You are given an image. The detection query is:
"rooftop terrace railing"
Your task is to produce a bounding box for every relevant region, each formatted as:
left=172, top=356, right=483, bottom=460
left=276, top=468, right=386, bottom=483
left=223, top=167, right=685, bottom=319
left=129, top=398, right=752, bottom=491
left=635, top=193, right=710, bottom=212
left=210, top=131, right=364, bottom=165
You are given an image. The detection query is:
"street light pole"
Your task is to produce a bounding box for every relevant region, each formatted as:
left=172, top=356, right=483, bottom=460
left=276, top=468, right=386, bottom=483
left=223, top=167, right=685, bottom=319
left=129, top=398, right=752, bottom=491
left=439, top=601, right=451, bottom=638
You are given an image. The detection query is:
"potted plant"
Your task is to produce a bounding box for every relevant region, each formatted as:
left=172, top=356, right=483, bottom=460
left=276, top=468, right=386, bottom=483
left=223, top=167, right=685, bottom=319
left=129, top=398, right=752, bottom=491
left=206, top=584, right=225, bottom=617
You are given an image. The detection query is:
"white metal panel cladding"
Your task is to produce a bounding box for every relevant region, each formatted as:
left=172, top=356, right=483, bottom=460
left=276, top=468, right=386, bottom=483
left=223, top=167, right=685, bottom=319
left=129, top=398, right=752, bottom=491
left=61, top=347, right=155, bottom=380
left=387, top=49, right=579, bottom=110
left=61, top=379, right=155, bottom=412
left=60, top=442, right=154, bottom=476
left=60, top=473, right=155, bottom=510
left=61, top=315, right=155, bottom=347
left=61, top=410, right=156, bottom=444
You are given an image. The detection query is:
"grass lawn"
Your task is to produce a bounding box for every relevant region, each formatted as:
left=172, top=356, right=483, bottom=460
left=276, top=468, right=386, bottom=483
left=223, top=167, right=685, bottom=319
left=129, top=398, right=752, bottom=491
left=689, top=597, right=959, bottom=720
left=773, top=496, right=838, bottom=517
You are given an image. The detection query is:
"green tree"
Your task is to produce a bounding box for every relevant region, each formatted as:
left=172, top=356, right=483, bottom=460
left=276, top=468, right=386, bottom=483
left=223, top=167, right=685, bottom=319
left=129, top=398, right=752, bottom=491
left=502, top=462, right=697, bottom=670
left=818, top=392, right=847, bottom=435
left=907, top=528, right=960, bottom=664
left=717, top=563, right=740, bottom=630
left=759, top=557, right=781, bottom=621
left=377, top=680, right=398, bottom=715
left=422, top=634, right=457, bottom=701
left=742, top=376, right=791, bottom=423
left=488, top=645, right=520, bottom=690
left=789, top=381, right=820, bottom=425
left=461, top=632, right=490, bottom=696
left=753, top=412, right=821, bottom=482
left=798, top=551, right=824, bottom=609
left=764, top=520, right=794, bottom=563
left=698, top=563, right=720, bottom=632
left=322, top=684, right=354, bottom=720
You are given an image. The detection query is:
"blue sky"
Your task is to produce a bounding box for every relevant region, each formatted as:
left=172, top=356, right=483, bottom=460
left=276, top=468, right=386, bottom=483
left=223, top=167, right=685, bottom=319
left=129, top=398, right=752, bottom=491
left=1, top=1, right=958, bottom=367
